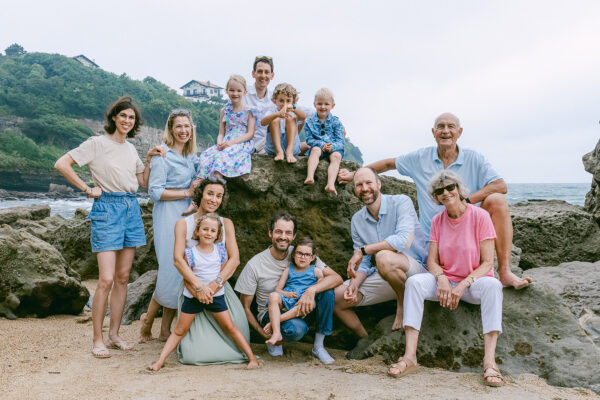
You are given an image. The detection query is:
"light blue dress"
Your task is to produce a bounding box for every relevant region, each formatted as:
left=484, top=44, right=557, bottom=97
left=148, top=143, right=198, bottom=309
left=278, top=264, right=318, bottom=311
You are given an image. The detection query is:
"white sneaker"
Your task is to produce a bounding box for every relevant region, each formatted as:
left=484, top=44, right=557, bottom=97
left=312, top=347, right=335, bottom=364
left=267, top=344, right=283, bottom=356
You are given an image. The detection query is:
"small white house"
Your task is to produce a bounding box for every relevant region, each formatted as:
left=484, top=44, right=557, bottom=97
left=180, top=80, right=224, bottom=102
left=72, top=54, right=99, bottom=68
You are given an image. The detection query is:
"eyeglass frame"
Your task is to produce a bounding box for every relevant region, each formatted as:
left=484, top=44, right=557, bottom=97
left=433, top=183, right=457, bottom=197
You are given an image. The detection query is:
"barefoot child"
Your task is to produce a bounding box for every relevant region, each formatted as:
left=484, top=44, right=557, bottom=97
left=264, top=238, right=324, bottom=347
left=181, top=75, right=255, bottom=215
left=149, top=213, right=259, bottom=371
left=304, top=88, right=345, bottom=195
left=261, top=83, right=306, bottom=163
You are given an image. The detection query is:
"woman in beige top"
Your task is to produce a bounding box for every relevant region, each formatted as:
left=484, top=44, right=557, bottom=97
left=55, top=96, right=160, bottom=358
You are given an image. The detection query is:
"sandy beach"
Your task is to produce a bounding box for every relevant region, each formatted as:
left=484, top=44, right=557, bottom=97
left=1, top=287, right=597, bottom=400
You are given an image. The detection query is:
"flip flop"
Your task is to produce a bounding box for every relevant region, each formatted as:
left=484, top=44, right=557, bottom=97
left=91, top=346, right=111, bottom=358
left=483, top=365, right=505, bottom=387
left=107, top=338, right=133, bottom=351
left=387, top=357, right=418, bottom=378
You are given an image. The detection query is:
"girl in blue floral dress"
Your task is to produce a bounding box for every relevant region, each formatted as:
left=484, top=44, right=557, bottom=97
left=198, top=75, right=255, bottom=179
left=182, top=75, right=255, bottom=215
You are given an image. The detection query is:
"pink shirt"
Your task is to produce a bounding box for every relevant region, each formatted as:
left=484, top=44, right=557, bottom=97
left=429, top=204, right=496, bottom=282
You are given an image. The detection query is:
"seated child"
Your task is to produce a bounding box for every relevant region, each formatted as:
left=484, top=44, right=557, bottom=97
left=148, top=213, right=259, bottom=371
left=304, top=88, right=345, bottom=195
left=182, top=74, right=254, bottom=215
left=261, top=83, right=306, bottom=163
left=263, top=237, right=324, bottom=347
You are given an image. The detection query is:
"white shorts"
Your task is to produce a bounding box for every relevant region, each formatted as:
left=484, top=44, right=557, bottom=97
left=342, top=254, right=427, bottom=307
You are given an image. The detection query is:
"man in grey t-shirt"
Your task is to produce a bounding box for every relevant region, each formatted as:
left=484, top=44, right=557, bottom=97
left=235, top=211, right=343, bottom=364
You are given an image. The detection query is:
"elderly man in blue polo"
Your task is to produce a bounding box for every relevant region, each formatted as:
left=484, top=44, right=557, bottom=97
left=334, top=167, right=428, bottom=355
left=338, top=112, right=531, bottom=291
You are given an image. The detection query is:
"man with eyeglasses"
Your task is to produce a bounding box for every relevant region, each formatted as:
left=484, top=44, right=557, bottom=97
left=338, top=112, right=531, bottom=291
left=244, top=56, right=275, bottom=154
left=235, top=211, right=343, bottom=364
left=334, top=167, right=428, bottom=357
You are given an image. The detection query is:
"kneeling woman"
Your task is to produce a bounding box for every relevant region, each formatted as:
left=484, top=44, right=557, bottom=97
left=388, top=170, right=504, bottom=387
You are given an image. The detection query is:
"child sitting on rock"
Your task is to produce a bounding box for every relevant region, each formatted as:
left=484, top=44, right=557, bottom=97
left=304, top=88, right=345, bottom=195
left=261, top=83, right=306, bottom=163
left=263, top=237, right=332, bottom=363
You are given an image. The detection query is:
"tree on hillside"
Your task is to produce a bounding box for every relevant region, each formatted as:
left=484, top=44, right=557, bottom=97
left=5, top=43, right=26, bottom=56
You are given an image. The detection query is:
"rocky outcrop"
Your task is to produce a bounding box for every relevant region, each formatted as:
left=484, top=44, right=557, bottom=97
left=528, top=261, right=600, bottom=345
left=510, top=200, right=600, bottom=269
left=120, top=270, right=157, bottom=325
left=0, top=205, right=50, bottom=226
left=349, top=284, right=599, bottom=391
left=223, top=155, right=416, bottom=278
left=10, top=206, right=157, bottom=281
left=583, top=137, right=600, bottom=225
left=0, top=225, right=89, bottom=319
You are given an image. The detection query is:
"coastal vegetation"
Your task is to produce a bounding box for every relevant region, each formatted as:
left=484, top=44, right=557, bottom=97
left=0, top=49, right=363, bottom=178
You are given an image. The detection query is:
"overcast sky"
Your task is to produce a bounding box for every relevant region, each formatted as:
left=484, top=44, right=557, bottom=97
left=2, top=0, right=599, bottom=183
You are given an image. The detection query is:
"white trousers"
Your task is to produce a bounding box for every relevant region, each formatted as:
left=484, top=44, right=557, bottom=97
left=403, top=273, right=503, bottom=334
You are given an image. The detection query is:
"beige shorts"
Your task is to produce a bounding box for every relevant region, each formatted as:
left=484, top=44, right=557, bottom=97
left=343, top=254, right=427, bottom=307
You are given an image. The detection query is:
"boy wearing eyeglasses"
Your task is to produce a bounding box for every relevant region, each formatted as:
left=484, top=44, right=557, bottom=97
left=303, top=88, right=345, bottom=195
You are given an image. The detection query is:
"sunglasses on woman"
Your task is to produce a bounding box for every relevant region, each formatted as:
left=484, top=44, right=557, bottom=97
left=433, top=183, right=457, bottom=196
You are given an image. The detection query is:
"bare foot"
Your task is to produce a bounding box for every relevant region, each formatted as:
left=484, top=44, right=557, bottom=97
left=181, top=201, right=198, bottom=217
left=247, top=357, right=260, bottom=369
left=139, top=313, right=154, bottom=342
left=500, top=271, right=532, bottom=290
left=392, top=310, right=404, bottom=331
left=148, top=361, right=163, bottom=372
left=266, top=332, right=282, bottom=345
left=286, top=153, right=297, bottom=163
left=274, top=152, right=284, bottom=161
left=324, top=185, right=338, bottom=195
left=304, top=177, right=315, bottom=185
left=107, top=336, right=133, bottom=350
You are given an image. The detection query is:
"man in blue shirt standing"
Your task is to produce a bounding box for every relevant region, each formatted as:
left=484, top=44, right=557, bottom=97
left=334, top=167, right=428, bottom=350
left=338, top=113, right=531, bottom=290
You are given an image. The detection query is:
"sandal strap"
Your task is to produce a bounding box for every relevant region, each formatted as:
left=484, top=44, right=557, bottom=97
left=483, top=366, right=503, bottom=378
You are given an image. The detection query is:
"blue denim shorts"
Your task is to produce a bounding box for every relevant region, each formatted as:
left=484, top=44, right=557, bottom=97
left=87, top=192, right=146, bottom=253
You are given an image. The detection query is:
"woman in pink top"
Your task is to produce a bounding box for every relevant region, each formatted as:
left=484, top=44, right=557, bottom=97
left=387, top=170, right=505, bottom=387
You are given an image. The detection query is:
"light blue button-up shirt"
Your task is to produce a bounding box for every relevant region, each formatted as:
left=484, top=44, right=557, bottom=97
left=351, top=194, right=427, bottom=276
left=395, top=146, right=501, bottom=239
left=148, top=143, right=198, bottom=202
left=305, top=113, right=345, bottom=154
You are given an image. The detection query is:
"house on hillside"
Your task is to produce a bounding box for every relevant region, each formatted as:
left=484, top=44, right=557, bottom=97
left=72, top=54, right=99, bottom=68
left=180, top=80, right=224, bottom=103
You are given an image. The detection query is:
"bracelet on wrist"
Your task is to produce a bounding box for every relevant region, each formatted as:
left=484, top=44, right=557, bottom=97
left=466, top=197, right=471, bottom=204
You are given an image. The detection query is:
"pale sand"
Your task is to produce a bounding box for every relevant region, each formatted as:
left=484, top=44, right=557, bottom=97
left=0, top=282, right=597, bottom=399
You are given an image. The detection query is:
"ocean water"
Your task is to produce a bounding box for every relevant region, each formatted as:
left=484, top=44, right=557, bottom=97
left=0, top=183, right=591, bottom=218
left=506, top=183, right=589, bottom=206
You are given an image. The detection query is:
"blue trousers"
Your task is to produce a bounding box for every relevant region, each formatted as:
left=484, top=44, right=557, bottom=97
left=261, top=289, right=334, bottom=342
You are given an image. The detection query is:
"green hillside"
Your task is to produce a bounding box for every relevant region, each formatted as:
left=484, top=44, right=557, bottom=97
left=0, top=50, right=362, bottom=176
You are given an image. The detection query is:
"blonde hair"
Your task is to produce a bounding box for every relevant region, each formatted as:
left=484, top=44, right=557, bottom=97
left=314, top=88, right=335, bottom=103
left=191, top=213, right=223, bottom=242
left=226, top=74, right=247, bottom=91
left=162, top=112, right=197, bottom=156
left=272, top=83, right=299, bottom=103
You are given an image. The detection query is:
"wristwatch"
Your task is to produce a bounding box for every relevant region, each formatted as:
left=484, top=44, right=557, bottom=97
left=360, top=246, right=367, bottom=256
left=215, top=277, right=224, bottom=288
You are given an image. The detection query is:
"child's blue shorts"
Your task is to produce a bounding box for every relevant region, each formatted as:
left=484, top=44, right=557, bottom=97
left=181, top=294, right=228, bottom=314
left=87, top=192, right=146, bottom=253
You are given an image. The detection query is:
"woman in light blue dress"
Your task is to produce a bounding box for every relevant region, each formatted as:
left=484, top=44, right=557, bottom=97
left=139, top=109, right=200, bottom=341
